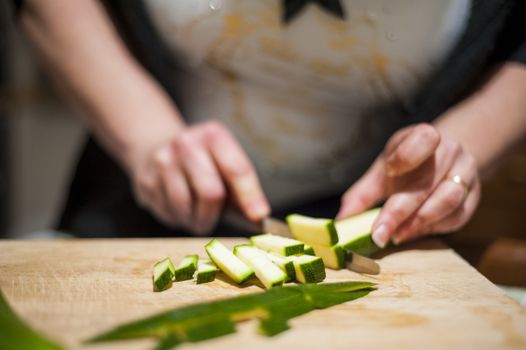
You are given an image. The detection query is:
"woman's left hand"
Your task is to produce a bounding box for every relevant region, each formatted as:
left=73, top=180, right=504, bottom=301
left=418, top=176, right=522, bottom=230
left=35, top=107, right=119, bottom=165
left=337, top=123, right=481, bottom=247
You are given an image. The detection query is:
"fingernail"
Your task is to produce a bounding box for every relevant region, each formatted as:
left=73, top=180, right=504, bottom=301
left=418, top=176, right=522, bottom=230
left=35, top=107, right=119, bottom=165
left=372, top=224, right=390, bottom=248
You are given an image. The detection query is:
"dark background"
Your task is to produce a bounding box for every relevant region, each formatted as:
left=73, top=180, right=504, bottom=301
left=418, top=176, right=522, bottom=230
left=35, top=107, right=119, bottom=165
left=0, top=1, right=13, bottom=238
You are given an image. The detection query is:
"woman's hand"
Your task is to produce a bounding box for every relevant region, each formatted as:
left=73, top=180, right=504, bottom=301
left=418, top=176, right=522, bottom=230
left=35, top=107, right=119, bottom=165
left=337, top=123, right=481, bottom=247
left=19, top=0, right=271, bottom=235
left=131, top=121, right=270, bottom=235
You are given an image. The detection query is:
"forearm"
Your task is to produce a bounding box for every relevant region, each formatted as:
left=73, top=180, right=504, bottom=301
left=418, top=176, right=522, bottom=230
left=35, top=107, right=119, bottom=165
left=434, top=62, right=526, bottom=178
left=20, top=0, right=185, bottom=172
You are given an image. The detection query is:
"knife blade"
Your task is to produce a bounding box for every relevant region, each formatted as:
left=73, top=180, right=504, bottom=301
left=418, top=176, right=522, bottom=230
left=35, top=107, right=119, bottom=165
left=261, top=216, right=293, bottom=238
left=343, top=249, right=381, bottom=275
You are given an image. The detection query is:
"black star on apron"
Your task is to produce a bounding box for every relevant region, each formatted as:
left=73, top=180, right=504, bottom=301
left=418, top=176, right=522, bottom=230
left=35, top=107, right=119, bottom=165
left=282, top=0, right=346, bottom=23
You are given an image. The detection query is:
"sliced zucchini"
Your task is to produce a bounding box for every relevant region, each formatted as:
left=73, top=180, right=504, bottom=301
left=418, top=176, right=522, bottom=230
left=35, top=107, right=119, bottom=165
left=195, top=258, right=218, bottom=284
left=234, top=245, right=287, bottom=289
left=250, top=233, right=304, bottom=256
left=265, top=252, right=296, bottom=281
left=174, top=255, right=198, bottom=281
left=205, top=239, right=254, bottom=284
left=289, top=255, right=326, bottom=284
left=309, top=243, right=345, bottom=269
left=303, top=244, right=315, bottom=256
left=153, top=258, right=175, bottom=292
left=286, top=214, right=338, bottom=246
left=336, top=208, right=381, bottom=256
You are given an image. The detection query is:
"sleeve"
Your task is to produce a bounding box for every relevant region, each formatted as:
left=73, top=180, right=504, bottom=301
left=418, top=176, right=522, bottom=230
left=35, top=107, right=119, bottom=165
left=10, top=0, right=23, bottom=14
left=510, top=41, right=526, bottom=65
left=493, top=1, right=526, bottom=65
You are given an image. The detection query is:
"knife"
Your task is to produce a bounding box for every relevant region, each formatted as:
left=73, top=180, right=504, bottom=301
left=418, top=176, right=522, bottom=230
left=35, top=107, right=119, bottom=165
left=222, top=209, right=380, bottom=275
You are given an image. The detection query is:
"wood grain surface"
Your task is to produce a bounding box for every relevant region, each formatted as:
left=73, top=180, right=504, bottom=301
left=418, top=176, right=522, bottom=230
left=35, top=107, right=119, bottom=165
left=0, top=238, right=525, bottom=350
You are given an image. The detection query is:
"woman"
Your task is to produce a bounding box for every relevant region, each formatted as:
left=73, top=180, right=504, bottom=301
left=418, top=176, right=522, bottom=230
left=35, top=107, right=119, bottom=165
left=14, top=0, right=526, bottom=247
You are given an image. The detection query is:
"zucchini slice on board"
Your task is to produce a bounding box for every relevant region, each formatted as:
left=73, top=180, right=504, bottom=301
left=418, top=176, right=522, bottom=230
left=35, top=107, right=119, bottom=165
left=205, top=239, right=254, bottom=284
left=303, top=244, right=315, bottom=256
left=195, top=258, right=218, bottom=284
left=336, top=208, right=381, bottom=256
left=250, top=233, right=304, bottom=256
left=309, top=243, right=345, bottom=269
left=153, top=258, right=175, bottom=292
left=234, top=245, right=287, bottom=289
left=174, top=255, right=198, bottom=281
left=265, top=251, right=296, bottom=281
left=289, top=255, right=326, bottom=284
left=286, top=214, right=339, bottom=246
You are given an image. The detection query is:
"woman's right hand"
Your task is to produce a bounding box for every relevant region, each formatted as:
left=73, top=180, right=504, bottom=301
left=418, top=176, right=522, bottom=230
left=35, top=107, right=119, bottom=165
left=130, top=121, right=270, bottom=235
left=19, top=0, right=269, bottom=234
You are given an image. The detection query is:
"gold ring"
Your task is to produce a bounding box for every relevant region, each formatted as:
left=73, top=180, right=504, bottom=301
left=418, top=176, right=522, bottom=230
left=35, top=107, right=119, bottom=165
left=447, top=175, right=469, bottom=199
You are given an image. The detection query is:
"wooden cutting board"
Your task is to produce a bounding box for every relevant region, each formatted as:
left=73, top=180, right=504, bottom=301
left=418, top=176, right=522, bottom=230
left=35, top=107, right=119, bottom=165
left=0, top=238, right=525, bottom=350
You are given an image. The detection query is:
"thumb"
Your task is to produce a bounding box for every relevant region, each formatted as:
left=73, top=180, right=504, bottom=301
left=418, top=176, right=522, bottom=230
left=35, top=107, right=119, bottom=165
left=336, top=158, right=386, bottom=219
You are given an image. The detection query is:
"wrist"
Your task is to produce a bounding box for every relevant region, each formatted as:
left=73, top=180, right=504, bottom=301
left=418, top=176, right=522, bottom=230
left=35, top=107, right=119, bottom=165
left=436, top=63, right=526, bottom=172
left=88, top=105, right=187, bottom=175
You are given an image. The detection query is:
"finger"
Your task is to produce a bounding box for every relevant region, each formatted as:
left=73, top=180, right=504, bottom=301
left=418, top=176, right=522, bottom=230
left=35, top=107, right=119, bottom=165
left=139, top=181, right=180, bottom=228
left=201, top=122, right=270, bottom=221
left=385, top=124, right=440, bottom=177
left=391, top=180, right=465, bottom=244
left=371, top=138, right=460, bottom=248
left=155, top=145, right=193, bottom=230
left=391, top=153, right=477, bottom=244
left=429, top=180, right=481, bottom=234
left=336, top=158, right=386, bottom=219
left=174, top=133, right=226, bottom=235
left=393, top=180, right=480, bottom=245
left=133, top=160, right=178, bottom=227
left=336, top=125, right=432, bottom=221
